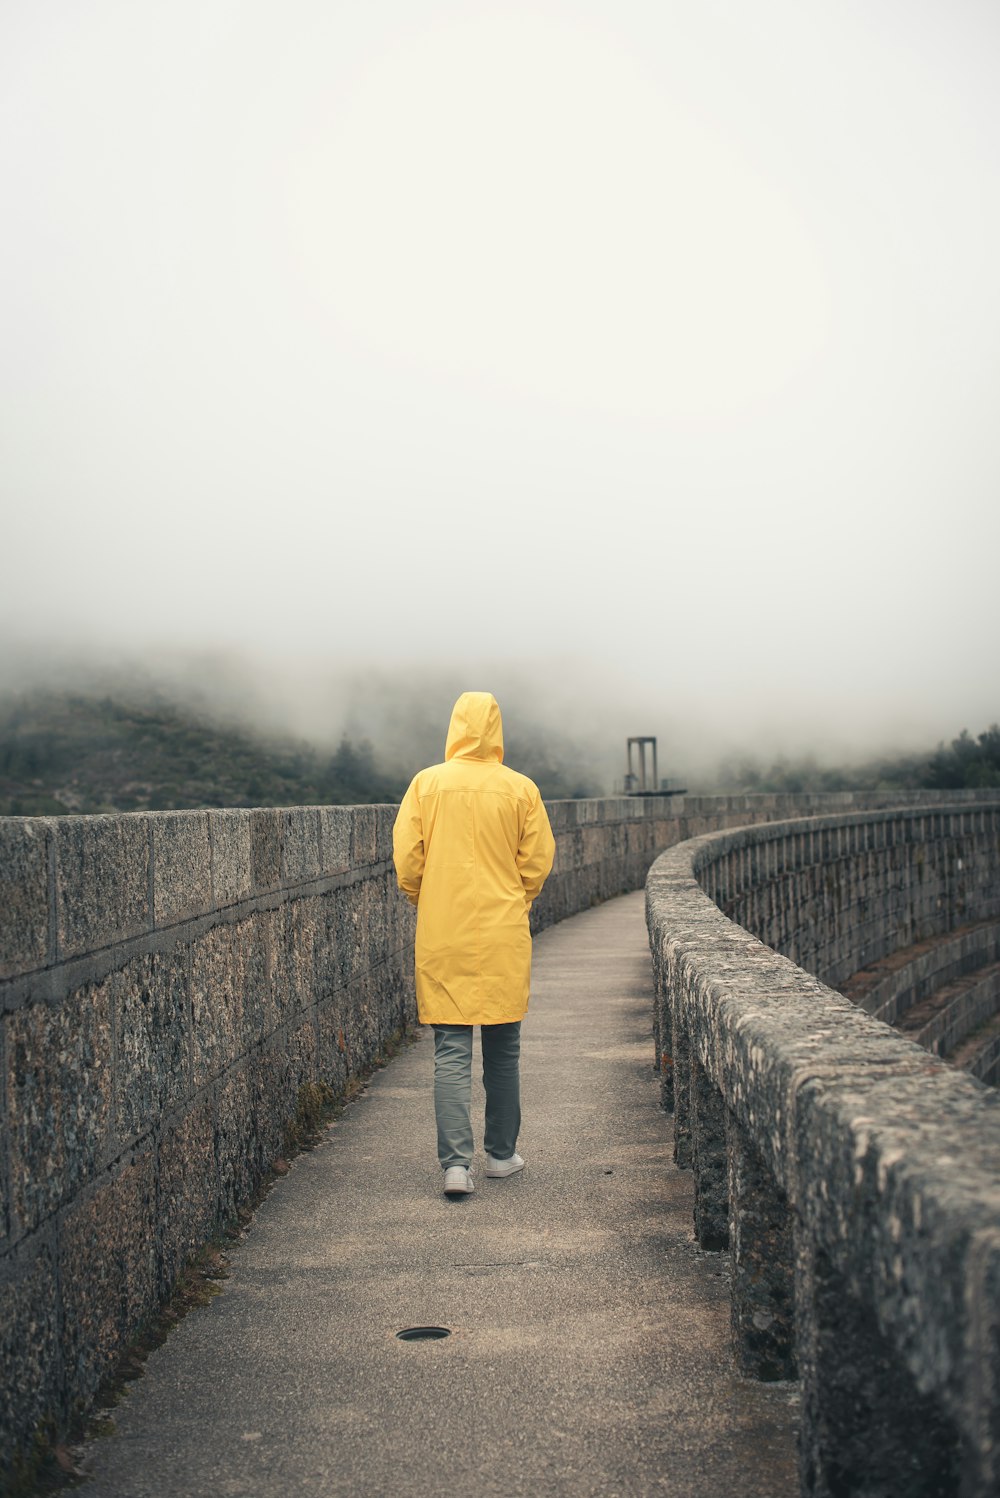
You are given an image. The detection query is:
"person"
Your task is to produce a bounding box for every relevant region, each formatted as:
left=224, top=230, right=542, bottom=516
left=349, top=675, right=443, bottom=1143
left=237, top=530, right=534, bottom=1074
left=392, top=691, right=556, bottom=1198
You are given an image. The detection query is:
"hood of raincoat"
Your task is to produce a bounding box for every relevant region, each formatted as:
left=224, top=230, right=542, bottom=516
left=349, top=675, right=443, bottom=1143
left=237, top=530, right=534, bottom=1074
left=444, top=691, right=504, bottom=763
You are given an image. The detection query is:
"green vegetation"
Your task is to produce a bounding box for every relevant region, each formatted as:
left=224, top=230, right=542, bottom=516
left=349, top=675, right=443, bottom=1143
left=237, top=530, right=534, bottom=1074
left=3, top=687, right=994, bottom=815
left=926, top=725, right=1000, bottom=790
left=708, top=723, right=1000, bottom=795
left=0, top=690, right=405, bottom=816
left=0, top=688, right=601, bottom=815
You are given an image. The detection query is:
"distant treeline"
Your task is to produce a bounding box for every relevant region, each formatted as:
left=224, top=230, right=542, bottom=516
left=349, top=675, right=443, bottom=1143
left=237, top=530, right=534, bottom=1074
left=0, top=689, right=597, bottom=816
left=927, top=725, right=1000, bottom=789
left=0, top=692, right=404, bottom=816
left=1, top=691, right=997, bottom=816
left=710, top=724, right=1000, bottom=795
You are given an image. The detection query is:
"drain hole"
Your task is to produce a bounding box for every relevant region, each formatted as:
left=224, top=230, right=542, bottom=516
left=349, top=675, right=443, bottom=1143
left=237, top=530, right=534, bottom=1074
left=396, top=1325, right=451, bottom=1342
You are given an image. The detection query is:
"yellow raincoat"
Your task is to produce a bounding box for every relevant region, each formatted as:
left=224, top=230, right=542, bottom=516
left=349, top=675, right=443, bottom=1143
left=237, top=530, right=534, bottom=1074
left=392, top=692, right=556, bottom=1026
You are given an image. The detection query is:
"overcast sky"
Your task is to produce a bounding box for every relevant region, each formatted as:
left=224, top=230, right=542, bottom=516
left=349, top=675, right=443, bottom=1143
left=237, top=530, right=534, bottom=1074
left=2, top=0, right=998, bottom=768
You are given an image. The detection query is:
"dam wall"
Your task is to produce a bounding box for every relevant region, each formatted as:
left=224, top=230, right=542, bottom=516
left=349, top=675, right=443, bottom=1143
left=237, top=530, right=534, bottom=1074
left=1, top=787, right=996, bottom=1479
left=646, top=804, right=1000, bottom=1497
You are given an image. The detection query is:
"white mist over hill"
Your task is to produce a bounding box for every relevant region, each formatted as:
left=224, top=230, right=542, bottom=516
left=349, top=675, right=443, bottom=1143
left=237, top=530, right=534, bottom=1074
left=2, top=1, right=998, bottom=762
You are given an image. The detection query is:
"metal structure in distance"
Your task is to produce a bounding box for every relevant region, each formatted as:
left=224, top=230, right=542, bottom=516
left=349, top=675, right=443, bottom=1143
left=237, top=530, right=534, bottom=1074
left=624, top=736, right=687, bottom=797
left=625, top=737, right=658, bottom=795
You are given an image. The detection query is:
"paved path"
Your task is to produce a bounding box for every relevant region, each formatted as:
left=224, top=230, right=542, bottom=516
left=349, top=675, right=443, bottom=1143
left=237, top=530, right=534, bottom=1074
left=77, top=892, right=798, bottom=1498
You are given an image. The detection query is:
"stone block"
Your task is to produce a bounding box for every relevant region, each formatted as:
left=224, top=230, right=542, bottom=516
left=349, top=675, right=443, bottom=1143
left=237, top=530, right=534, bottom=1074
left=375, top=803, right=397, bottom=861
left=334, top=882, right=364, bottom=990
left=315, top=987, right=350, bottom=1096
left=0, top=1026, right=9, bottom=1245
left=318, top=806, right=353, bottom=875
left=246, top=1048, right=290, bottom=1162
left=340, top=974, right=373, bottom=1064
left=0, top=818, right=51, bottom=978
left=577, top=820, right=601, bottom=868
left=151, top=811, right=212, bottom=926
left=727, top=1112, right=796, bottom=1381
left=222, top=913, right=273, bottom=1056
left=285, top=1016, right=318, bottom=1094
left=6, top=984, right=113, bottom=1232
left=248, top=907, right=280, bottom=1037
left=544, top=800, right=578, bottom=833
left=373, top=956, right=407, bottom=1041
left=312, top=896, right=339, bottom=1002
left=249, top=808, right=282, bottom=892
left=190, top=924, right=245, bottom=1087
left=215, top=1066, right=267, bottom=1219
left=156, top=1098, right=217, bottom=1295
left=351, top=805, right=378, bottom=867
left=209, top=810, right=252, bottom=907
left=795, top=1234, right=962, bottom=1498
left=248, top=1027, right=317, bottom=1159
left=113, top=951, right=190, bottom=1147
left=363, top=970, right=386, bottom=1056
left=283, top=896, right=320, bottom=1012
left=58, top=1152, right=157, bottom=1408
left=55, top=815, right=150, bottom=958
left=0, top=1243, right=60, bottom=1472
left=690, top=1057, right=728, bottom=1251
left=370, top=872, right=389, bottom=958
left=280, top=808, right=321, bottom=883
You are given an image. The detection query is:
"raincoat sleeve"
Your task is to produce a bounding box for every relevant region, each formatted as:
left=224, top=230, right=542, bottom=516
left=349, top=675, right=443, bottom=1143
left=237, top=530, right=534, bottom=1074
left=516, top=788, right=556, bottom=910
left=392, top=777, right=425, bottom=907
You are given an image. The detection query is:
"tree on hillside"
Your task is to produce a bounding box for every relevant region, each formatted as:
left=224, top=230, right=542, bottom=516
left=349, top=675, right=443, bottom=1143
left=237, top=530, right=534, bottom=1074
left=927, top=725, right=1000, bottom=789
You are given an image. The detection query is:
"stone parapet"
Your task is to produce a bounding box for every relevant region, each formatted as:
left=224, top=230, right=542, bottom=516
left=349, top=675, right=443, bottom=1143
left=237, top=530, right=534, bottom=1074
left=0, top=805, right=414, bottom=1484
left=532, top=788, right=998, bottom=937
left=646, top=804, right=1000, bottom=1498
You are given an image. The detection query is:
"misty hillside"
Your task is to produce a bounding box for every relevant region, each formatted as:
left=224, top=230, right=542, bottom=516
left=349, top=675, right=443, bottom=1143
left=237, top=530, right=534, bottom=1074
left=0, top=692, right=406, bottom=816
left=0, top=689, right=602, bottom=816
left=1, top=689, right=996, bottom=817
left=709, top=725, right=1000, bottom=796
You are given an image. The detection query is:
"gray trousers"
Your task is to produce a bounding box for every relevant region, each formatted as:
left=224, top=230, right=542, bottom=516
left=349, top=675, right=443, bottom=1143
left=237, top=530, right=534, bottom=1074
left=432, top=1022, right=522, bottom=1169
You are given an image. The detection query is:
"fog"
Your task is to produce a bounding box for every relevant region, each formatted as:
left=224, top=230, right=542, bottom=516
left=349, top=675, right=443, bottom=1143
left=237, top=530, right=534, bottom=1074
left=2, top=1, right=998, bottom=785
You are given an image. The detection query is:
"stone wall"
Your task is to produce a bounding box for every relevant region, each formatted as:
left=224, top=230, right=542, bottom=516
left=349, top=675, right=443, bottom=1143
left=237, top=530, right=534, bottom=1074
left=841, top=921, right=1000, bottom=1084
left=842, top=920, right=1000, bottom=1027
left=646, top=805, right=1000, bottom=1498
left=0, top=805, right=416, bottom=1482
left=2, top=787, right=997, bottom=1480
left=532, top=788, right=999, bottom=935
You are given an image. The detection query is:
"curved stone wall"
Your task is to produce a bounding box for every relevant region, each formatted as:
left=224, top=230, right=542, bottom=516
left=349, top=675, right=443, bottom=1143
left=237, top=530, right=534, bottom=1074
left=842, top=919, right=1000, bottom=1025
left=532, top=788, right=998, bottom=935
left=842, top=921, right=1000, bottom=1084
left=646, top=805, right=1000, bottom=1498
left=2, top=787, right=997, bottom=1482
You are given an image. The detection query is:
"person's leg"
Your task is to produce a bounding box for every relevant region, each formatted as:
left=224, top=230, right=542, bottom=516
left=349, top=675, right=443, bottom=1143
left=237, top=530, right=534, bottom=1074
left=433, top=1025, right=474, bottom=1169
left=481, top=1021, right=522, bottom=1161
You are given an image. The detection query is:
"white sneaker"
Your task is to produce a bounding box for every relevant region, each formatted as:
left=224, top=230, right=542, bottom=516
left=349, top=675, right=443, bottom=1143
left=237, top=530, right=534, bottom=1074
left=443, top=1166, right=474, bottom=1196
left=484, top=1152, right=524, bottom=1178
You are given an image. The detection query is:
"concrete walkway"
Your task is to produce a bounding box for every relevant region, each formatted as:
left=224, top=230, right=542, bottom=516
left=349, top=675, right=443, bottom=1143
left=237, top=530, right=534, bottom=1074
left=76, top=892, right=798, bottom=1498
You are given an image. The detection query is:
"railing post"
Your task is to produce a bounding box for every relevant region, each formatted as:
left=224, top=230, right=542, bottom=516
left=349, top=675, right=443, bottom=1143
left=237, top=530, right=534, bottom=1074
left=726, top=1111, right=796, bottom=1380
left=690, top=1056, right=728, bottom=1250
left=672, top=1009, right=692, bottom=1168
left=796, top=1236, right=961, bottom=1497
left=650, top=928, right=674, bottom=1112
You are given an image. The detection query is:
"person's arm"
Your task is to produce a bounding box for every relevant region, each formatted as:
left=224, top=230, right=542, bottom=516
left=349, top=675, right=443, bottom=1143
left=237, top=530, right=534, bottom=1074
left=516, top=787, right=556, bottom=910
left=392, top=776, right=424, bottom=906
